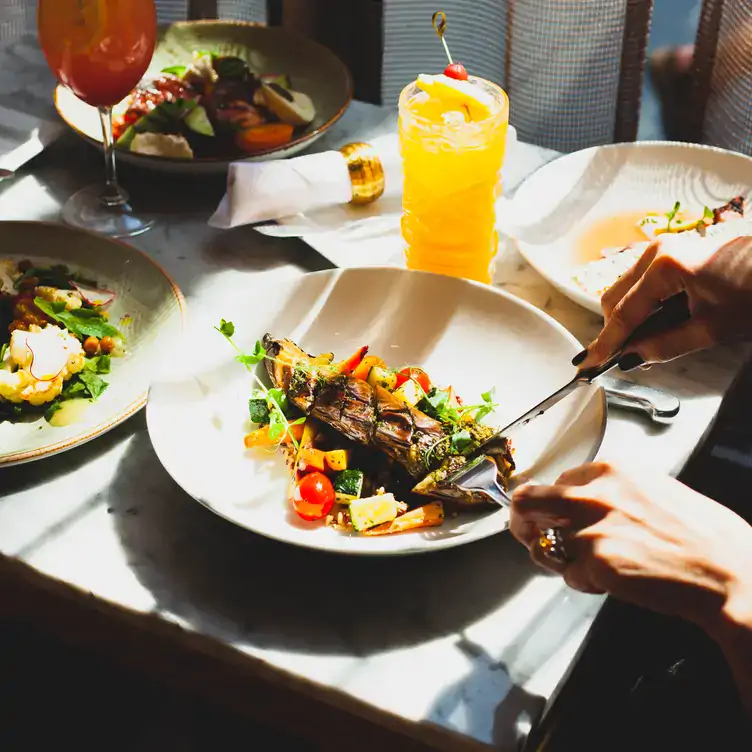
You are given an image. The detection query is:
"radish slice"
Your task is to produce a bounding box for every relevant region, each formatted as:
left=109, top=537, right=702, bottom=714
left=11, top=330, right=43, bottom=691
left=70, top=281, right=116, bottom=307
left=26, top=332, right=69, bottom=382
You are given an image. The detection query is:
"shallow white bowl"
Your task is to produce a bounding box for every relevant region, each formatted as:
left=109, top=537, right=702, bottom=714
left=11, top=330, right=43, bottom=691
left=508, top=142, right=752, bottom=315
left=146, top=268, right=606, bottom=555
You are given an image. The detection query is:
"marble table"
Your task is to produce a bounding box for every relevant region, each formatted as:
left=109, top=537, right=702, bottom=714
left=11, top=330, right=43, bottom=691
left=0, top=100, right=748, bottom=751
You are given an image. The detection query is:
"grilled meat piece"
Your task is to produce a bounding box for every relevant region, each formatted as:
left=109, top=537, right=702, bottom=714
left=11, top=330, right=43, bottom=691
left=412, top=435, right=515, bottom=507
left=263, top=334, right=516, bottom=504
left=263, top=335, right=446, bottom=478
left=712, top=195, right=745, bottom=224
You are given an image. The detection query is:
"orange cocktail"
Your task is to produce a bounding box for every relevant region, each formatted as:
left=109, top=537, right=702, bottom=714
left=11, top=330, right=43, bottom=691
left=38, top=0, right=156, bottom=238
left=399, top=74, right=509, bottom=284
left=38, top=0, right=157, bottom=107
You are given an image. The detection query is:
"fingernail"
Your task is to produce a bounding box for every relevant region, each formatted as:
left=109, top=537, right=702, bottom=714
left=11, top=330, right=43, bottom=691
left=571, top=349, right=588, bottom=367
left=618, top=353, right=645, bottom=372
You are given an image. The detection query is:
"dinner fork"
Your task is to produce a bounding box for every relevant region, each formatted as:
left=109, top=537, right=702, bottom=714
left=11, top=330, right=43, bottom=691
left=472, top=291, right=691, bottom=451
left=447, top=292, right=692, bottom=508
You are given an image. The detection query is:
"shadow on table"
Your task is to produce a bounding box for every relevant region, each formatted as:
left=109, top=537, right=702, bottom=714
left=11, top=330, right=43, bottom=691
left=106, top=416, right=541, bottom=656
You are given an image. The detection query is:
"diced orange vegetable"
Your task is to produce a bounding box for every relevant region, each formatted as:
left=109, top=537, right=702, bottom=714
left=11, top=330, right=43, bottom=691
left=235, top=123, right=294, bottom=153
left=337, top=345, right=369, bottom=375
left=244, top=425, right=277, bottom=448
left=363, top=502, right=445, bottom=536
left=324, top=449, right=350, bottom=472
left=244, top=421, right=306, bottom=449
left=298, top=446, right=327, bottom=473
left=352, top=355, right=386, bottom=381
left=285, top=421, right=306, bottom=445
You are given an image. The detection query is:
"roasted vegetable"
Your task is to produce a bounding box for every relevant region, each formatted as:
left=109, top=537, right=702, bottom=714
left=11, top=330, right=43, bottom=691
left=363, top=502, right=445, bottom=536
left=349, top=493, right=399, bottom=532
left=324, top=449, right=350, bottom=472
left=235, top=123, right=294, bottom=153
left=333, top=469, right=364, bottom=502
left=352, top=355, right=384, bottom=381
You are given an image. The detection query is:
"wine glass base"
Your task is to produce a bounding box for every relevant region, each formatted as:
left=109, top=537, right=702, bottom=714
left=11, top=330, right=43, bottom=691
left=61, top=184, right=154, bottom=239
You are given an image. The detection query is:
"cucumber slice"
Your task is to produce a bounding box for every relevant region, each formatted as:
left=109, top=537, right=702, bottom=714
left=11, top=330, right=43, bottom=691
left=184, top=105, right=215, bottom=137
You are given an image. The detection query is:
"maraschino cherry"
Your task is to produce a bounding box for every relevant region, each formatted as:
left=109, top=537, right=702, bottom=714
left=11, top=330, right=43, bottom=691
left=444, top=63, right=468, bottom=81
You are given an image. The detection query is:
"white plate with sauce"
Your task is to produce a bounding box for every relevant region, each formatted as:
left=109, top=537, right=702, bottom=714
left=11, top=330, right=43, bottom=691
left=0, top=222, right=185, bottom=467
left=147, top=267, right=606, bottom=555
left=507, top=142, right=752, bottom=315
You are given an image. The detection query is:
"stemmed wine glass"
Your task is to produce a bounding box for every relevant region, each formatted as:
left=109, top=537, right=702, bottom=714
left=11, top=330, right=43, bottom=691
left=37, top=0, right=158, bottom=238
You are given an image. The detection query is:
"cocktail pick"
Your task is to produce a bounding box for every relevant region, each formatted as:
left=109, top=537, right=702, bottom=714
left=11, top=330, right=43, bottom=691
left=432, top=11, right=468, bottom=81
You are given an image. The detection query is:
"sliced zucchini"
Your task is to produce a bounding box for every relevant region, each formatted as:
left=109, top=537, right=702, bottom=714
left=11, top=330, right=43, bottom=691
left=367, top=366, right=398, bottom=391
left=333, top=469, right=364, bottom=503
left=393, top=379, right=423, bottom=407
left=350, top=493, right=399, bottom=532
left=325, top=449, right=350, bottom=472
left=248, top=397, right=270, bottom=425
left=352, top=355, right=385, bottom=381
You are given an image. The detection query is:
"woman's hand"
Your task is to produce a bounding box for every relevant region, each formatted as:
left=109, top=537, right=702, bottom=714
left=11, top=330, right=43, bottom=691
left=576, top=232, right=752, bottom=370
left=510, top=461, right=752, bottom=631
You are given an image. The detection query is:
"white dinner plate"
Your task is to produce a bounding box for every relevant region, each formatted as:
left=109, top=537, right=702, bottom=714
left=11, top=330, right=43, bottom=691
left=508, top=142, right=752, bottom=315
left=0, top=222, right=185, bottom=467
left=146, top=268, right=606, bottom=555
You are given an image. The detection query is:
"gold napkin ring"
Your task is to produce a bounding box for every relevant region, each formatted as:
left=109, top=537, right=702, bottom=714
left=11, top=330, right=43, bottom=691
left=340, top=142, right=386, bottom=205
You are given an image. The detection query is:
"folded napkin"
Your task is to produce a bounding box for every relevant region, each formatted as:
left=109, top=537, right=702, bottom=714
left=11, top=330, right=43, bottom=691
left=0, top=34, right=64, bottom=172
left=208, top=134, right=403, bottom=229
left=208, top=127, right=518, bottom=236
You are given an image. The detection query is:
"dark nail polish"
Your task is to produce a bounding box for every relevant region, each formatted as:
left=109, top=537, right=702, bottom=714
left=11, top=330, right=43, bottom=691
left=571, top=349, right=588, bottom=367
left=618, top=353, right=645, bottom=372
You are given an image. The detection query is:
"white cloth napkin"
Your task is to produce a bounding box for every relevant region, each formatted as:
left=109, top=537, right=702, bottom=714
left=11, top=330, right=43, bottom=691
left=208, top=127, right=517, bottom=237
left=208, top=134, right=403, bottom=229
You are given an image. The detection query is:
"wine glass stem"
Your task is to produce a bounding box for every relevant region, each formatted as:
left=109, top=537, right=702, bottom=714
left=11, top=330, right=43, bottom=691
left=98, top=106, right=129, bottom=208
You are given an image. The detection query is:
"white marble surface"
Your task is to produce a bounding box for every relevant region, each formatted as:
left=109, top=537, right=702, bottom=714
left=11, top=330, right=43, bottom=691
left=0, top=97, right=748, bottom=751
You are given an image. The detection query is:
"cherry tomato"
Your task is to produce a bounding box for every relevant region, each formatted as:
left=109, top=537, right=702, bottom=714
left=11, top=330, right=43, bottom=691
left=395, top=367, right=431, bottom=393
left=292, top=472, right=335, bottom=521
left=444, top=63, right=469, bottom=81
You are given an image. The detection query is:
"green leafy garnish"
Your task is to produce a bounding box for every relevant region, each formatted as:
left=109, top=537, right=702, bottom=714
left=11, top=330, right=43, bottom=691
left=44, top=401, right=62, bottom=422
left=42, top=370, right=109, bottom=422
left=0, top=342, right=7, bottom=362
left=418, top=388, right=459, bottom=424
left=85, top=354, right=111, bottom=374
left=162, top=65, right=188, bottom=77
left=215, top=320, right=304, bottom=449
left=33, top=297, right=122, bottom=340
left=236, top=340, right=266, bottom=368
left=450, top=429, right=474, bottom=455
left=666, top=201, right=681, bottom=230
left=703, top=205, right=714, bottom=221
left=78, top=370, right=109, bottom=400
left=472, top=389, right=497, bottom=423
left=213, top=56, right=249, bottom=79
left=217, top=319, right=235, bottom=337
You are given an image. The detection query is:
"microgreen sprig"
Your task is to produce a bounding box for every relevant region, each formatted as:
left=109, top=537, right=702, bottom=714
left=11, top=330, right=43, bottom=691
left=666, top=200, right=681, bottom=231
left=215, top=320, right=304, bottom=449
